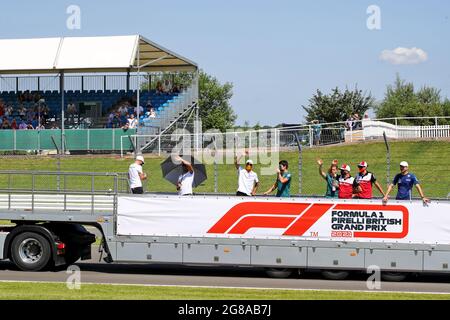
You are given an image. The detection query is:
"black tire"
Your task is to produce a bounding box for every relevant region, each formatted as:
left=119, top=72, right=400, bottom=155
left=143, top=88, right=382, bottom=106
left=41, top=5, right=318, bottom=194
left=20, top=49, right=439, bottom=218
left=10, top=232, right=52, bottom=271
left=381, top=272, right=407, bottom=282
left=265, top=268, right=294, bottom=278
left=321, top=270, right=350, bottom=280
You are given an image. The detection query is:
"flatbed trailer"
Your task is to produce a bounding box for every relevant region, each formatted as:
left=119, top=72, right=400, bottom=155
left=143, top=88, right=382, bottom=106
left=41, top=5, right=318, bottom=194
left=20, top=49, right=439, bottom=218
left=1, top=171, right=449, bottom=281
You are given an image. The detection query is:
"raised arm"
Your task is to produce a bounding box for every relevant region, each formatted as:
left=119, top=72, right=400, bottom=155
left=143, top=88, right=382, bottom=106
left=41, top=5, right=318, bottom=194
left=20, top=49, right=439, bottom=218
left=174, top=155, right=194, bottom=173
left=180, top=157, right=194, bottom=173
left=317, top=159, right=326, bottom=179
left=234, top=154, right=242, bottom=170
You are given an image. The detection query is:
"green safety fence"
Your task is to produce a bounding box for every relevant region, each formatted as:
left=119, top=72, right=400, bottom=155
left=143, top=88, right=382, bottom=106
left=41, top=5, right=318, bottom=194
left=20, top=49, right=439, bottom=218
left=0, top=128, right=136, bottom=151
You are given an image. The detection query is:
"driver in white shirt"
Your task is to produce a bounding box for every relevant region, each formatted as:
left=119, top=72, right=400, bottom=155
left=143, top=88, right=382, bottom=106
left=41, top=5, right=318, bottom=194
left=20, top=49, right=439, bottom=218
left=175, top=156, right=195, bottom=196
left=128, top=155, right=147, bottom=194
left=234, top=152, right=259, bottom=196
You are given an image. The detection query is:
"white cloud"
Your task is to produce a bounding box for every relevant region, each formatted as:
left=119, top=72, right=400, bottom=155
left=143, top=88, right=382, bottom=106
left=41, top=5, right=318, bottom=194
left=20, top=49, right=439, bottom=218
left=380, top=47, right=428, bottom=65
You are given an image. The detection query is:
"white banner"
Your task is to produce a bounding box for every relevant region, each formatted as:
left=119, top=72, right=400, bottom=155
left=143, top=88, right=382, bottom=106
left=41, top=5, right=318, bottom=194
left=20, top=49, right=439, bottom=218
left=117, top=195, right=450, bottom=245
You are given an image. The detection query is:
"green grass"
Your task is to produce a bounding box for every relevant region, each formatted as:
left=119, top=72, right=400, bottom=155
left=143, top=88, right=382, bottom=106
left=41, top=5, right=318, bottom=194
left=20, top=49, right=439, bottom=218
left=0, top=282, right=449, bottom=300
left=0, top=140, right=448, bottom=197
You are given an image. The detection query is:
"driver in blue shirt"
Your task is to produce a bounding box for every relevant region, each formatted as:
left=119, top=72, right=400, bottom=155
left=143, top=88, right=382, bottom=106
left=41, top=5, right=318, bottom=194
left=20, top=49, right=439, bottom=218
left=383, top=161, right=430, bottom=204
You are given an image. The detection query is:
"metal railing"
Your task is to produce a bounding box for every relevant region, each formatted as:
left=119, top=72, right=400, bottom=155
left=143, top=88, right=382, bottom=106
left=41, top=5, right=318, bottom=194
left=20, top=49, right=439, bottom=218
left=0, top=171, right=130, bottom=215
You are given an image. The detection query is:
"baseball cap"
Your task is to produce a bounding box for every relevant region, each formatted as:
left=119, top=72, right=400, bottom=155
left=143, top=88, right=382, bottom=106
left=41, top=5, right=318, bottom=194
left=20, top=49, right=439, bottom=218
left=246, top=160, right=254, bottom=165
left=136, top=155, right=145, bottom=164
left=400, top=161, right=409, bottom=167
left=340, top=164, right=351, bottom=172
left=357, top=161, right=368, bottom=168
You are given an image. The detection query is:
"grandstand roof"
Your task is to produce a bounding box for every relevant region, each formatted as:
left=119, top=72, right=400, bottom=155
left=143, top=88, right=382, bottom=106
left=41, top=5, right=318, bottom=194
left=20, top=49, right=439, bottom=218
left=0, top=35, right=197, bottom=74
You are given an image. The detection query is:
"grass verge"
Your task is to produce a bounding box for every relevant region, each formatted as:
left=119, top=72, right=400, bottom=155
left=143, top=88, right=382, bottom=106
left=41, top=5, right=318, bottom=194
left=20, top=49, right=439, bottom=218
left=0, top=282, right=449, bottom=300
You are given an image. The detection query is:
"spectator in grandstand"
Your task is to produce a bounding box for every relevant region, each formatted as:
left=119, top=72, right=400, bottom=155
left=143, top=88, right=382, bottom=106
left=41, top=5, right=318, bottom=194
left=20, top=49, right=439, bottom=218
left=106, top=111, right=113, bottom=128
left=18, top=104, right=27, bottom=120
left=336, top=164, right=355, bottom=199
left=112, top=112, right=121, bottom=128
left=121, top=122, right=129, bottom=131
left=50, top=122, right=59, bottom=130
left=134, top=104, right=144, bottom=117
left=31, top=116, right=39, bottom=129
left=33, top=92, right=41, bottom=103
left=383, top=161, right=430, bottom=204
left=162, top=79, right=172, bottom=93
left=316, top=159, right=339, bottom=198
left=127, top=114, right=138, bottom=129
left=4, top=104, right=13, bottom=118
left=26, top=122, right=34, bottom=130
left=18, top=120, right=27, bottom=130
left=172, top=84, right=180, bottom=94
left=26, top=108, right=35, bottom=122
left=263, top=160, right=292, bottom=197
left=0, top=104, right=4, bottom=117
left=234, top=152, right=259, bottom=196
left=10, top=118, right=18, bottom=130
left=128, top=155, right=147, bottom=194
left=311, top=120, right=322, bottom=146
left=1, top=118, right=11, bottom=129
left=352, top=161, right=385, bottom=199
left=175, top=156, right=195, bottom=196
left=118, top=104, right=128, bottom=117
left=147, top=107, right=156, bottom=118
left=67, top=102, right=77, bottom=124
left=156, top=81, right=164, bottom=94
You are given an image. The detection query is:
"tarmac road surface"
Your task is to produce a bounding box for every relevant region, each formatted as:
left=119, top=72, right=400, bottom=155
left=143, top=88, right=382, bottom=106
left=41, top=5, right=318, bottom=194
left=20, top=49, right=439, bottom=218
left=1, top=246, right=450, bottom=294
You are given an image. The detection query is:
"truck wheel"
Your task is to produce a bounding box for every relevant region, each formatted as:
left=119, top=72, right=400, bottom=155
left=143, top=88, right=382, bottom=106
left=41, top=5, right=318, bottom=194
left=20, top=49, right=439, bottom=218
left=381, top=272, right=407, bottom=282
left=265, top=268, right=293, bottom=278
left=10, top=232, right=52, bottom=271
left=321, top=270, right=350, bottom=280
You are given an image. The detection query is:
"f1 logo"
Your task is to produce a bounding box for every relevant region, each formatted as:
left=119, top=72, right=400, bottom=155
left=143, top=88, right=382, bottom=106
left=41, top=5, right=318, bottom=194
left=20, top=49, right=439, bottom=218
left=207, top=202, right=333, bottom=236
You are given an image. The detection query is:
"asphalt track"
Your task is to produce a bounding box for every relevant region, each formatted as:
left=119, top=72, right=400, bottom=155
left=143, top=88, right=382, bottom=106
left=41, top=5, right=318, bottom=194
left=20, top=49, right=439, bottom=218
left=1, top=246, right=450, bottom=294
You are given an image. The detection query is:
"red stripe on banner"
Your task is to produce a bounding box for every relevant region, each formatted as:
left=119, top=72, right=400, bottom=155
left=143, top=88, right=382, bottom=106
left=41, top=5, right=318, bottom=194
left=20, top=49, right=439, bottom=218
left=228, top=216, right=296, bottom=234
left=333, top=204, right=409, bottom=238
left=207, top=202, right=310, bottom=234
left=282, top=203, right=334, bottom=236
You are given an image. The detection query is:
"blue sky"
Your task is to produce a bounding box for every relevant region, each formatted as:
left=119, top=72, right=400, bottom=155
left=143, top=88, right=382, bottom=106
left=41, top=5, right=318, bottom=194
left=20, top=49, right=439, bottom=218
left=1, top=0, right=449, bottom=125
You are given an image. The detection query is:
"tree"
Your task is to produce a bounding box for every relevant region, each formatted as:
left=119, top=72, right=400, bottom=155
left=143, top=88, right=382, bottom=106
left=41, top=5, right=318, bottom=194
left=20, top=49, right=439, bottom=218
left=375, top=75, right=447, bottom=125
left=199, top=70, right=237, bottom=132
left=302, top=87, right=374, bottom=123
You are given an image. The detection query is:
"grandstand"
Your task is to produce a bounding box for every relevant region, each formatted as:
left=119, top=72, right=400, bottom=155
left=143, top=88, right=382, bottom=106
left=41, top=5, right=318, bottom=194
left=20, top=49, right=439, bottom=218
left=0, top=35, right=199, bottom=153
left=0, top=87, right=179, bottom=127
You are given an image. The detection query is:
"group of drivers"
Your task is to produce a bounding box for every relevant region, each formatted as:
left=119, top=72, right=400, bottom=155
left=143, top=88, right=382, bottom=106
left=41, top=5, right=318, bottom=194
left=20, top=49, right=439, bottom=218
left=128, top=152, right=430, bottom=203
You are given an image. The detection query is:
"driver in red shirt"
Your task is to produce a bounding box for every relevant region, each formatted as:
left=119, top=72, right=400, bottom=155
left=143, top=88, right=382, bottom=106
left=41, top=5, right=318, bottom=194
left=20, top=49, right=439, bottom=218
left=353, top=161, right=385, bottom=199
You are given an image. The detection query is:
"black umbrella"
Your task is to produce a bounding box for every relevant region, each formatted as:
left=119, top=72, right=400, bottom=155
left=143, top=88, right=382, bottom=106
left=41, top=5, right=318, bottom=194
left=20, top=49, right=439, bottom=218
left=160, top=154, right=207, bottom=188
